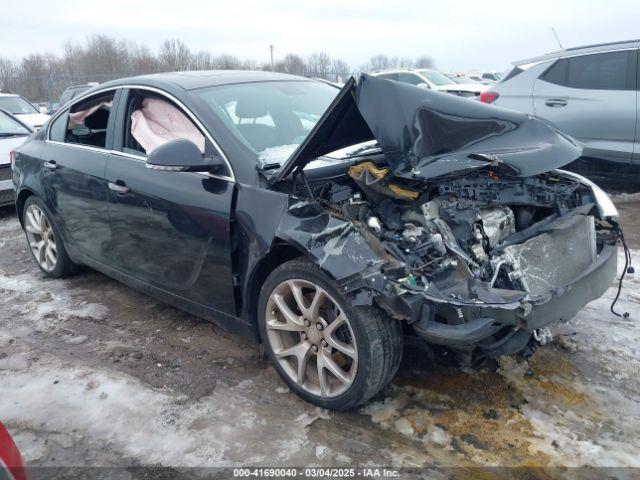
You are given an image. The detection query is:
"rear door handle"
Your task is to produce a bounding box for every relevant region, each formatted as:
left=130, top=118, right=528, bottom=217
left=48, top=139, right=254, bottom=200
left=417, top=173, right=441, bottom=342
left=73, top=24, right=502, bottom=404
left=43, top=160, right=57, bottom=170
left=108, top=181, right=130, bottom=194
left=545, top=98, right=568, bottom=107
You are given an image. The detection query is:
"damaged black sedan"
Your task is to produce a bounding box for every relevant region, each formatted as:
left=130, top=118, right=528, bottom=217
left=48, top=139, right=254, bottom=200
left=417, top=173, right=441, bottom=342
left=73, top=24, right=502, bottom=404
left=12, top=72, right=620, bottom=410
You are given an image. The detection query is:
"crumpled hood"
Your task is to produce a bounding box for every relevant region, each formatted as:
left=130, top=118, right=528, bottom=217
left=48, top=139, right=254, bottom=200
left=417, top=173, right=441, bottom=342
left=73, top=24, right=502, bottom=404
left=272, top=74, right=582, bottom=183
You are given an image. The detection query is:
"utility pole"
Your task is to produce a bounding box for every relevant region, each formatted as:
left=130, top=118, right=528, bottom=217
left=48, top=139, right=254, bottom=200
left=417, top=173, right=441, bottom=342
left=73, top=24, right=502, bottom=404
left=269, top=45, right=274, bottom=71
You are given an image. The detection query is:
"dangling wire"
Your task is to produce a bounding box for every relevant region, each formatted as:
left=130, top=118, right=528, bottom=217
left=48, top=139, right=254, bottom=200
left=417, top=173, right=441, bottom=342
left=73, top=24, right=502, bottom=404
left=610, top=220, right=633, bottom=318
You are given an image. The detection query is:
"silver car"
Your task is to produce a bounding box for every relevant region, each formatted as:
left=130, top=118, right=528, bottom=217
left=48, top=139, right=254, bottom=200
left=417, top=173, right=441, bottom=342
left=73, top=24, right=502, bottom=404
left=0, top=109, right=32, bottom=206
left=372, top=68, right=486, bottom=97
left=481, top=40, right=639, bottom=174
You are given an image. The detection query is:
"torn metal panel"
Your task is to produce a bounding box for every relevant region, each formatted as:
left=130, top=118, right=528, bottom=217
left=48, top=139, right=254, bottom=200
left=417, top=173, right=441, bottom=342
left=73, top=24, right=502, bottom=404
left=275, top=197, right=386, bottom=282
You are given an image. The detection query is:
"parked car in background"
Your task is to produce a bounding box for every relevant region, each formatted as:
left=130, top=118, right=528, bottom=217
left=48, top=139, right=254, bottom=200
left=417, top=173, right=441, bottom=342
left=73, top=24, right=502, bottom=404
left=445, top=72, right=479, bottom=84
left=0, top=93, right=50, bottom=130
left=0, top=421, right=28, bottom=480
left=35, top=101, right=54, bottom=114
left=12, top=71, right=619, bottom=410
left=372, top=68, right=486, bottom=97
left=0, top=109, right=33, bottom=206
left=58, top=83, right=98, bottom=108
left=481, top=39, right=639, bottom=183
left=464, top=72, right=502, bottom=84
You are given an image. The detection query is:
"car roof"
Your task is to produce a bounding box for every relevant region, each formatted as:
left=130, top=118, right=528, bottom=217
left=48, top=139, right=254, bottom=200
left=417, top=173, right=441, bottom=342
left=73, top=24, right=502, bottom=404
left=371, top=68, right=432, bottom=75
left=98, top=70, right=311, bottom=91
left=64, top=84, right=93, bottom=90
left=513, top=39, right=640, bottom=66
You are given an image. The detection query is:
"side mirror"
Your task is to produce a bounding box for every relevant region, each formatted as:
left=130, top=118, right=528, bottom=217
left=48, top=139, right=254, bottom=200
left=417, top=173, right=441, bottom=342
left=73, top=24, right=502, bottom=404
left=39, top=106, right=49, bottom=114
left=416, top=83, right=430, bottom=90
left=146, top=138, right=225, bottom=173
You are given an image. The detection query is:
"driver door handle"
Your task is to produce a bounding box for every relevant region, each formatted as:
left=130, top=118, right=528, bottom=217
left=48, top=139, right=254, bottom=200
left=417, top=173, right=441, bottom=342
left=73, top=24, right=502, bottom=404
left=545, top=98, right=568, bottom=107
left=43, top=160, right=57, bottom=170
left=108, top=181, right=130, bottom=194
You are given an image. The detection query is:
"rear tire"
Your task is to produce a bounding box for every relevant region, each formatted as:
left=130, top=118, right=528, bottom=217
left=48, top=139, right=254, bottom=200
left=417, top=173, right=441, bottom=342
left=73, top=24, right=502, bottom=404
left=23, top=195, right=79, bottom=278
left=258, top=258, right=403, bottom=410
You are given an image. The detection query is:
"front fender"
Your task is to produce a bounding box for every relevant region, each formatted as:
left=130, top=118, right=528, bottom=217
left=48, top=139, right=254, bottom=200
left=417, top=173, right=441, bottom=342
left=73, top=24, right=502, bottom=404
left=275, top=198, right=386, bottom=282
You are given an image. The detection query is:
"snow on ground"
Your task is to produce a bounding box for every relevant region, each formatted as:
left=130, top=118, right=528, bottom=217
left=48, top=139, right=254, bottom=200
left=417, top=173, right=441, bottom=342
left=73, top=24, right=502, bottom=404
left=0, top=208, right=639, bottom=471
left=362, top=248, right=640, bottom=468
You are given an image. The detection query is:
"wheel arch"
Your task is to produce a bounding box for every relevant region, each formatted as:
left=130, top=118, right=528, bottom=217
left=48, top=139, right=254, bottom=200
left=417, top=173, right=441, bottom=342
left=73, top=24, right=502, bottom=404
left=244, top=239, right=306, bottom=328
left=15, top=187, right=37, bottom=228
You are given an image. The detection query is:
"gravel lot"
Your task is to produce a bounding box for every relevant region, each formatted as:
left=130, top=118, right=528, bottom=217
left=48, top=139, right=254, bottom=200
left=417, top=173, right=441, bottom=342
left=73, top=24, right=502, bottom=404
left=1, top=199, right=639, bottom=477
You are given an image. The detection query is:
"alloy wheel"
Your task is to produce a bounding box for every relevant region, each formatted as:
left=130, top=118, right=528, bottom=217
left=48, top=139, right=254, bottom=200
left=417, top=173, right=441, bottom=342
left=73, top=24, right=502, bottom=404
left=265, top=279, right=358, bottom=398
left=25, top=204, right=58, bottom=272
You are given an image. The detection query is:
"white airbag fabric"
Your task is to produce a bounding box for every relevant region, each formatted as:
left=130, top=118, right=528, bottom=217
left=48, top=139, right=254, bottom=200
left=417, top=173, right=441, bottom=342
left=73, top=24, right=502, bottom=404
left=131, top=98, right=205, bottom=154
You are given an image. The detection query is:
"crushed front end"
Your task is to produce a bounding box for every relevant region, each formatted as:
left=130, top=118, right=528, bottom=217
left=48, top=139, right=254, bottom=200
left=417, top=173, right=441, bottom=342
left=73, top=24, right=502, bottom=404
left=268, top=74, right=620, bottom=364
left=308, top=165, right=618, bottom=363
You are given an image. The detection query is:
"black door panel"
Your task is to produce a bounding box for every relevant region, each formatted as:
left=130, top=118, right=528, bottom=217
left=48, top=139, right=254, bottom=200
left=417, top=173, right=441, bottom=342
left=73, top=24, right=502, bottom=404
left=105, top=156, right=237, bottom=315
left=41, top=144, right=115, bottom=261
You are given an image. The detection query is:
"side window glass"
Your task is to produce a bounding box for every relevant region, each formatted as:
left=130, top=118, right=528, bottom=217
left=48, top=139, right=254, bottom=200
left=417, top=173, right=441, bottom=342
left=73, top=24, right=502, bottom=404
left=541, top=59, right=568, bottom=86
left=59, top=91, right=72, bottom=106
left=65, top=91, right=115, bottom=149
left=397, top=73, right=423, bottom=86
left=566, top=51, right=631, bottom=90
left=123, top=91, right=229, bottom=176
left=49, top=111, right=69, bottom=142
left=542, top=51, right=634, bottom=90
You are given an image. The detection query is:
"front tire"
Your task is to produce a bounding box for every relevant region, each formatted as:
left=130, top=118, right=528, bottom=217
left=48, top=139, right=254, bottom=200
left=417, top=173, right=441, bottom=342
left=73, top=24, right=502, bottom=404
left=23, top=196, right=79, bottom=278
left=258, top=258, right=403, bottom=410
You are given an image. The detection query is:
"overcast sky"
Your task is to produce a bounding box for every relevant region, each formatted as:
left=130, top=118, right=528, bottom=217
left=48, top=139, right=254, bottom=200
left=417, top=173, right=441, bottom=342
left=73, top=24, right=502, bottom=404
left=2, top=0, right=639, bottom=72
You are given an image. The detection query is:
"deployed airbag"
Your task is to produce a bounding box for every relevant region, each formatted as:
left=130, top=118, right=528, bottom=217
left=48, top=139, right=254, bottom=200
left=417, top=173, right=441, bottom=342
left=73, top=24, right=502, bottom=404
left=131, top=98, right=205, bottom=154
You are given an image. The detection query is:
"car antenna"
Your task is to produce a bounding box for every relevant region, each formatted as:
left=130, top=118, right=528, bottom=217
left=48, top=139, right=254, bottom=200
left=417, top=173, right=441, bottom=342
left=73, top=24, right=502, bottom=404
left=551, top=27, right=564, bottom=49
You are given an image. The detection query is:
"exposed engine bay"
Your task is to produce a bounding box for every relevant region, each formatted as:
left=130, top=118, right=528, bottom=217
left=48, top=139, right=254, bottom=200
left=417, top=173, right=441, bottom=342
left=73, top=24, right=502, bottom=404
left=263, top=74, right=621, bottom=364
left=303, top=161, right=618, bottom=362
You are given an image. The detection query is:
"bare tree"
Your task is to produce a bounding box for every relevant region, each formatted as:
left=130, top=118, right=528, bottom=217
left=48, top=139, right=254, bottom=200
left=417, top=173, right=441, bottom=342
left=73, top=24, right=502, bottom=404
left=367, top=54, right=391, bottom=72
left=18, top=54, right=50, bottom=101
left=306, top=52, right=331, bottom=78
left=81, top=35, right=131, bottom=77
left=389, top=56, right=413, bottom=68
left=1, top=34, right=437, bottom=103
left=130, top=44, right=159, bottom=74
left=414, top=55, right=435, bottom=68
left=241, top=59, right=259, bottom=70
left=190, top=51, right=215, bottom=70
left=214, top=54, right=242, bottom=70
left=330, top=58, right=351, bottom=82
left=281, top=54, right=306, bottom=75
left=158, top=39, right=192, bottom=72
left=0, top=57, right=18, bottom=92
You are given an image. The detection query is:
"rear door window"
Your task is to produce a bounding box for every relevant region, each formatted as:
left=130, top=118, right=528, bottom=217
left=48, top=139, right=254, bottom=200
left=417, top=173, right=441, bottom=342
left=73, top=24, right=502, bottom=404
left=49, top=111, right=68, bottom=142
left=541, top=50, right=636, bottom=90
left=65, top=91, right=115, bottom=149
left=48, top=91, right=115, bottom=149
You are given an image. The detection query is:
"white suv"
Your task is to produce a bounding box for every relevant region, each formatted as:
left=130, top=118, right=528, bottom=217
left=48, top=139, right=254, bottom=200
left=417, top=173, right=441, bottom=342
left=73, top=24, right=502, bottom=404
left=481, top=39, right=639, bottom=174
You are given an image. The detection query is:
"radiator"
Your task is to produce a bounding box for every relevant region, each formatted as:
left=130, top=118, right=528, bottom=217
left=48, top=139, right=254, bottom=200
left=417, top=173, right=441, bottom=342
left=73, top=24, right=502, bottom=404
left=501, top=214, right=597, bottom=298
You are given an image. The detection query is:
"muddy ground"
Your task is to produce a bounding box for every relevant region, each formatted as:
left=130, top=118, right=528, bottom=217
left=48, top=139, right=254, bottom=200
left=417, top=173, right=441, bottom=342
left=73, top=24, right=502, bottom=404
left=1, top=200, right=639, bottom=478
